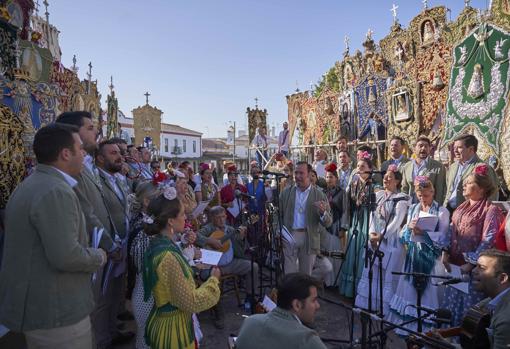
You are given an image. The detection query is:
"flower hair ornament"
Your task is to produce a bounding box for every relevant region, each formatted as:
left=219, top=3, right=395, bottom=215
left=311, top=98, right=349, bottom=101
left=152, top=170, right=168, bottom=185
left=414, top=175, right=430, bottom=188
left=325, top=162, right=337, bottom=173
left=387, top=164, right=398, bottom=173
left=162, top=186, right=177, bottom=201
left=474, top=163, right=489, bottom=176
left=142, top=212, right=155, bottom=224
left=357, top=150, right=372, bottom=161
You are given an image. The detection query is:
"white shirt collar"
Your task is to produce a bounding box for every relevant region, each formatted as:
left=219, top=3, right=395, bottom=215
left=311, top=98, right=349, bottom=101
left=52, top=167, right=78, bottom=188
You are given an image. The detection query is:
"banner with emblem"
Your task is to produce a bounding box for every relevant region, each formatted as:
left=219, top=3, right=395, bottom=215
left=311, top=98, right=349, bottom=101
left=444, top=23, right=510, bottom=153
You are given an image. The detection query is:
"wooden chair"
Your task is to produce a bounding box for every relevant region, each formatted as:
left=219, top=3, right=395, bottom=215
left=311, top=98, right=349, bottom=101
left=219, top=274, right=242, bottom=306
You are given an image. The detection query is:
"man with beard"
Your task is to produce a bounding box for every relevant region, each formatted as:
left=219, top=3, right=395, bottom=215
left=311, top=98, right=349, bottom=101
left=235, top=273, right=326, bottom=349
left=469, top=249, right=510, bottom=348
left=381, top=136, right=408, bottom=172
left=95, top=140, right=133, bottom=347
left=336, top=150, right=353, bottom=191
left=401, top=135, right=446, bottom=204
left=444, top=134, right=499, bottom=212
left=57, top=113, right=133, bottom=347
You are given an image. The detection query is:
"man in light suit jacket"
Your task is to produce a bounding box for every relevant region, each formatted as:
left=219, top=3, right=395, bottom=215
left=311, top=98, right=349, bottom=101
left=95, top=139, right=133, bottom=347
left=380, top=136, right=409, bottom=172
left=470, top=249, right=510, bottom=349
left=0, top=123, right=106, bottom=348
left=280, top=161, right=332, bottom=275
left=444, top=134, right=499, bottom=212
left=236, top=273, right=327, bottom=349
left=401, top=135, right=446, bottom=205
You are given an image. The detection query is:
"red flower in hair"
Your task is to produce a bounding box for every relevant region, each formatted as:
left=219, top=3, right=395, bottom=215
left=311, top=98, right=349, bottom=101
left=152, top=170, right=168, bottom=185
left=325, top=162, right=337, bottom=173
left=227, top=165, right=238, bottom=173
left=474, top=164, right=488, bottom=176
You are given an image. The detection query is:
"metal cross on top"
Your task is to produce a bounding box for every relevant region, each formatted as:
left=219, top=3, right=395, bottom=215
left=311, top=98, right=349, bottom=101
left=87, top=62, right=92, bottom=81
left=391, top=4, right=399, bottom=23
left=422, top=0, right=428, bottom=10
left=71, top=54, right=77, bottom=71
left=344, top=35, right=350, bottom=52
left=366, top=28, right=374, bottom=41
left=108, top=76, right=114, bottom=94
left=254, top=97, right=259, bottom=108
left=144, top=91, right=150, bottom=105
left=464, top=0, right=471, bottom=7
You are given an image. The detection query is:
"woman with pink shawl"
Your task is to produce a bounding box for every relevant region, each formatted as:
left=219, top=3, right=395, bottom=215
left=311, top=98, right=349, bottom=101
left=441, top=164, right=504, bottom=326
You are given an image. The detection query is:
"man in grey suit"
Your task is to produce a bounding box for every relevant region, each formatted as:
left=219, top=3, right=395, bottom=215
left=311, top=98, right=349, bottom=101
left=444, top=134, right=499, bottom=212
left=401, top=135, right=446, bottom=204
left=280, top=161, right=332, bottom=275
left=380, top=136, right=409, bottom=172
left=0, top=123, right=106, bottom=348
left=470, top=249, right=510, bottom=348
left=236, top=273, right=327, bottom=349
left=57, top=112, right=131, bottom=347
left=95, top=139, right=133, bottom=347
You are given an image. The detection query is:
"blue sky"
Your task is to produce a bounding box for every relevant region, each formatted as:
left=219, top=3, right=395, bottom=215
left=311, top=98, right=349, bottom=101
left=49, top=0, right=489, bottom=138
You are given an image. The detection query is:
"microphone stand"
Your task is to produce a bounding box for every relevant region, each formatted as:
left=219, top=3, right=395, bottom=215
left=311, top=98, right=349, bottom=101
left=391, top=271, right=451, bottom=333
left=365, top=192, right=398, bottom=349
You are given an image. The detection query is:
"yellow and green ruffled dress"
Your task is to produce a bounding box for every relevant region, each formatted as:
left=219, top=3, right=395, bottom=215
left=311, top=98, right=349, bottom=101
left=143, top=235, right=220, bottom=349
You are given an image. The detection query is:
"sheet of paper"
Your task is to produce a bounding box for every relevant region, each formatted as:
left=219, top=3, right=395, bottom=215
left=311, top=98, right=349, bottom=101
left=261, top=295, right=277, bottom=312
left=92, top=227, right=104, bottom=249
left=280, top=226, right=295, bottom=245
left=196, top=249, right=223, bottom=266
left=192, top=201, right=210, bottom=219
left=416, top=212, right=439, bottom=233
left=227, top=199, right=244, bottom=218
left=91, top=227, right=104, bottom=283
left=447, top=264, right=469, bottom=294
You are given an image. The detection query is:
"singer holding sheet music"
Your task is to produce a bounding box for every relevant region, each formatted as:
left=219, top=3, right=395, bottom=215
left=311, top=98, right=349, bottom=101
left=387, top=176, right=450, bottom=334
left=220, top=165, right=248, bottom=226
left=441, top=165, right=504, bottom=326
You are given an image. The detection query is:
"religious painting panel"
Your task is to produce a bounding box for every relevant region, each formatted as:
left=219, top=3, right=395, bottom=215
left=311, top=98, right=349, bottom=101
left=338, top=90, right=355, bottom=141
left=354, top=75, right=387, bottom=141
left=386, top=80, right=420, bottom=148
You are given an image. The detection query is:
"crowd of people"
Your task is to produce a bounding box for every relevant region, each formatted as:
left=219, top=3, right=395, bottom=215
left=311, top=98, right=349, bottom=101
left=0, top=113, right=510, bottom=349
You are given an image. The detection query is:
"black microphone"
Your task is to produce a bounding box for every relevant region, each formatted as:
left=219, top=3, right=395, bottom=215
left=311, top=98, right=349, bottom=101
left=262, top=170, right=289, bottom=178
left=409, top=305, right=452, bottom=319
left=360, top=170, right=386, bottom=175
left=235, top=189, right=255, bottom=200
left=391, top=197, right=409, bottom=203
left=435, top=274, right=470, bottom=286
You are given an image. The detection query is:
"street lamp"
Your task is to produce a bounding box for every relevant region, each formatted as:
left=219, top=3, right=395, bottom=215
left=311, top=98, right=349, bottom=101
left=228, top=121, right=236, bottom=163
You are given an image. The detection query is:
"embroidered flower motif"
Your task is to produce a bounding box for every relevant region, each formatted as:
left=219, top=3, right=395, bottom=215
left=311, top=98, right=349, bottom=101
left=387, top=164, right=398, bottom=173
left=163, top=186, right=177, bottom=201
left=142, top=212, right=155, bottom=224
left=357, top=150, right=372, bottom=161
left=474, top=163, right=489, bottom=176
